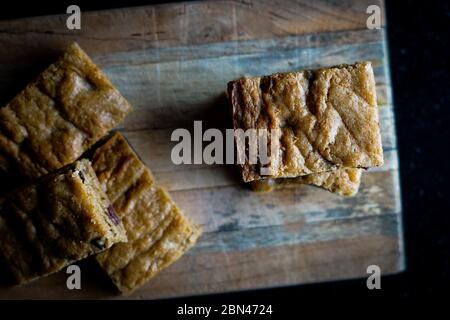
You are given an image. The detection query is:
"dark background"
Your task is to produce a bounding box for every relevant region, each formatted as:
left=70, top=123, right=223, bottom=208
left=0, top=0, right=448, bottom=311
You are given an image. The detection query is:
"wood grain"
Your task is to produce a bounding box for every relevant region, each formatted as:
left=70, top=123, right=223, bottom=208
left=0, top=0, right=385, bottom=56
left=0, top=0, right=403, bottom=299
left=0, top=234, right=400, bottom=300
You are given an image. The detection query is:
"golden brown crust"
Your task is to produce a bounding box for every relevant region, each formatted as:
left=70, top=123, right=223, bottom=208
left=0, top=43, right=132, bottom=179
left=91, top=133, right=201, bottom=294
left=249, top=168, right=362, bottom=196
left=228, top=62, right=383, bottom=182
left=0, top=159, right=127, bottom=285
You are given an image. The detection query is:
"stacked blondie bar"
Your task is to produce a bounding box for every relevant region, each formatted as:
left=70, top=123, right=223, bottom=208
left=0, top=43, right=200, bottom=294
left=227, top=62, right=383, bottom=196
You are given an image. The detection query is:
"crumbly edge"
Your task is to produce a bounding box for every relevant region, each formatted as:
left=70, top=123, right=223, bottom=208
left=249, top=168, right=362, bottom=196
left=71, top=159, right=127, bottom=248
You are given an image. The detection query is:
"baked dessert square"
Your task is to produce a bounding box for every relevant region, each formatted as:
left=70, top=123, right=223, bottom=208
left=91, top=133, right=201, bottom=294
left=0, top=159, right=127, bottom=285
left=228, top=62, right=383, bottom=182
left=250, top=168, right=362, bottom=196
left=0, top=42, right=132, bottom=179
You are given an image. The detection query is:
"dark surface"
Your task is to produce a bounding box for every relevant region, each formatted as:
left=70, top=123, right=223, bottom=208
left=387, top=0, right=450, bottom=297
left=0, top=0, right=448, bottom=310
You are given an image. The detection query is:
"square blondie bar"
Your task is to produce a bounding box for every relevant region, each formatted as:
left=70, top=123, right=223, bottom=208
left=0, top=159, right=127, bottom=285
left=228, top=62, right=383, bottom=182
left=91, top=133, right=201, bottom=294
left=0, top=43, right=132, bottom=179
left=249, top=168, right=362, bottom=196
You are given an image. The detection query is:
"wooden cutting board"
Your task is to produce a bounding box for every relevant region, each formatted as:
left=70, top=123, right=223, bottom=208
left=0, top=0, right=403, bottom=299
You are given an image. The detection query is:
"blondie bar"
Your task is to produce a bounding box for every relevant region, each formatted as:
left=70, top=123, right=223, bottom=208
left=91, top=133, right=201, bottom=294
left=228, top=62, right=383, bottom=182
left=0, top=43, right=132, bottom=179
left=250, top=168, right=362, bottom=196
left=0, top=159, right=127, bottom=285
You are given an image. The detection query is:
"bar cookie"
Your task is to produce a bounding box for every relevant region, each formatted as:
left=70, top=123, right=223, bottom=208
left=0, top=159, right=127, bottom=285
left=91, top=133, right=201, bottom=294
left=0, top=43, right=132, bottom=179
left=249, top=168, right=362, bottom=196
left=228, top=62, right=383, bottom=182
